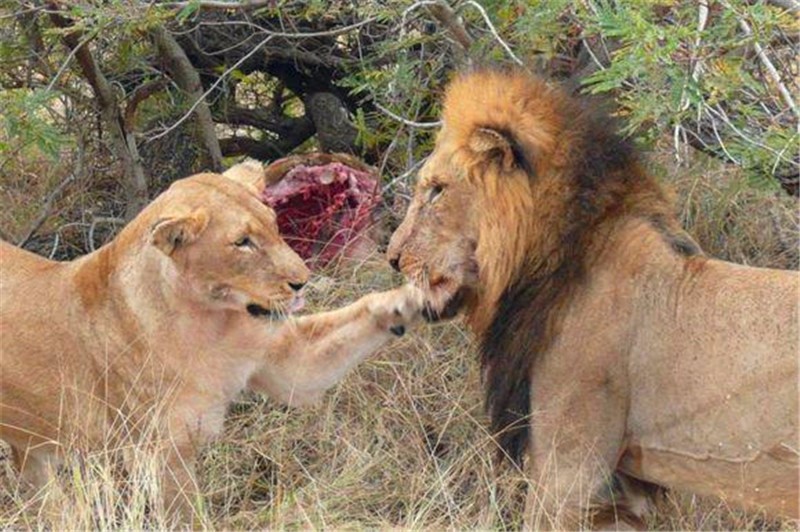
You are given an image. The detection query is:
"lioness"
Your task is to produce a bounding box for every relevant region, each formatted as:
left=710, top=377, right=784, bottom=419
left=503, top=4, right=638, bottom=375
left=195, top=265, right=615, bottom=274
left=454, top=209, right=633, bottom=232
left=387, top=69, right=799, bottom=527
left=0, top=161, right=421, bottom=516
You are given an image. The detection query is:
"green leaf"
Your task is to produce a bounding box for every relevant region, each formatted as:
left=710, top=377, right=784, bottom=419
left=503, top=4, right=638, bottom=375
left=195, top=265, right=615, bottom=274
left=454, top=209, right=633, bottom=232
left=176, top=0, right=201, bottom=22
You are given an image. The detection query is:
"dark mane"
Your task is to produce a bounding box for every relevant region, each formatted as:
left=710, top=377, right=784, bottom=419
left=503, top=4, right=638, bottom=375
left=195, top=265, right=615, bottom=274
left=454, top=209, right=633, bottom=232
left=479, top=83, right=685, bottom=465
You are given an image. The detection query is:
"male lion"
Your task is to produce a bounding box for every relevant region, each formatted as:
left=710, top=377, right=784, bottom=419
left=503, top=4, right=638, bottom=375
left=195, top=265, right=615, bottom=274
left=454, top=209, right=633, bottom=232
left=387, top=69, right=799, bottom=527
left=0, top=160, right=421, bottom=517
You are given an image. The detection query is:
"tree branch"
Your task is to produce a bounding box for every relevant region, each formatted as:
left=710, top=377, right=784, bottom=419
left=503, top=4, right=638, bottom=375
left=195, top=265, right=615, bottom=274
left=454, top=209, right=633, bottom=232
left=212, top=104, right=312, bottom=137
left=48, top=5, right=149, bottom=220
left=153, top=25, right=223, bottom=171
left=218, top=118, right=314, bottom=160
left=731, top=8, right=799, bottom=119
left=18, top=173, right=77, bottom=247
left=374, top=102, right=442, bottom=129
left=145, top=33, right=276, bottom=142
left=457, top=0, right=524, bottom=66
left=427, top=1, right=472, bottom=53
left=124, top=78, right=167, bottom=130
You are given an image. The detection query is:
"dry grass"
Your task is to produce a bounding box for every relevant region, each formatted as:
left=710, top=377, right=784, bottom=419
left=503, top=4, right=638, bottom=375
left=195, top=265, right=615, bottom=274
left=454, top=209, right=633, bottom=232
left=654, top=147, right=799, bottom=271
left=1, top=148, right=798, bottom=530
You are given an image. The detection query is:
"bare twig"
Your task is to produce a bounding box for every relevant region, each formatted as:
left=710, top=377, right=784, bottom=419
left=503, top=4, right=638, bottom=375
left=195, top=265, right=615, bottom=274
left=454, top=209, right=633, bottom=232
left=692, top=2, right=709, bottom=81
left=88, top=217, right=125, bottom=252
left=374, top=102, right=442, bottom=129
left=727, top=3, right=799, bottom=119
left=48, top=232, right=60, bottom=258
left=386, top=157, right=428, bottom=191
left=706, top=104, right=793, bottom=163
left=675, top=0, right=710, bottom=161
left=378, top=129, right=404, bottom=180
left=157, top=0, right=274, bottom=10
left=457, top=0, right=524, bottom=66
left=18, top=173, right=78, bottom=248
left=401, top=0, right=441, bottom=28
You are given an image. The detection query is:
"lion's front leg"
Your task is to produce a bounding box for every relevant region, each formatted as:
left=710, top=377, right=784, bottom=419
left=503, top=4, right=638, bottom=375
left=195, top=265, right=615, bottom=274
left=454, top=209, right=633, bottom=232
left=525, top=368, right=643, bottom=530
left=248, top=284, right=422, bottom=405
left=160, top=439, right=201, bottom=525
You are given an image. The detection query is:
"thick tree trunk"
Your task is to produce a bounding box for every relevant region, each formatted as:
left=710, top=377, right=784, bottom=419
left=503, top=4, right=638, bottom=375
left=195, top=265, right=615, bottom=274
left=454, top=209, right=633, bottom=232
left=152, top=26, right=223, bottom=172
left=48, top=9, right=149, bottom=220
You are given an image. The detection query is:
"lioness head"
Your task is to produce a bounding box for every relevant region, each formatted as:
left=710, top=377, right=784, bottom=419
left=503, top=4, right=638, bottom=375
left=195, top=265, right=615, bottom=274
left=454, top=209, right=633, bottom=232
left=146, top=160, right=310, bottom=319
left=387, top=70, right=575, bottom=329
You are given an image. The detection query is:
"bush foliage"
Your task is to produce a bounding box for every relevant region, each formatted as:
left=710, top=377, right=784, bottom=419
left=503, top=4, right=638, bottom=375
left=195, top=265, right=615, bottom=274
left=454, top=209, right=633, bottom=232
left=1, top=1, right=797, bottom=215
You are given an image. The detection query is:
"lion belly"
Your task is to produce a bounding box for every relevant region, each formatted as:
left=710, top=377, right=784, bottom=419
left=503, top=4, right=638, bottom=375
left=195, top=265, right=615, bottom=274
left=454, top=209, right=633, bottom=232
left=620, top=445, right=797, bottom=516
left=622, top=259, right=799, bottom=517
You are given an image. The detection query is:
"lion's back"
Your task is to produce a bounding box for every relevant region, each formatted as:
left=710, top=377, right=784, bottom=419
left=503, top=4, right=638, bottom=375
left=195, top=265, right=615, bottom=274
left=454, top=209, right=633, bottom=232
left=0, top=240, right=66, bottom=324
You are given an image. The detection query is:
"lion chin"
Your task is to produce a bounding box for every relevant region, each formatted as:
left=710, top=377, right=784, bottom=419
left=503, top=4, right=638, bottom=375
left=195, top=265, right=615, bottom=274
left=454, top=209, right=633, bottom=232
left=421, top=285, right=469, bottom=323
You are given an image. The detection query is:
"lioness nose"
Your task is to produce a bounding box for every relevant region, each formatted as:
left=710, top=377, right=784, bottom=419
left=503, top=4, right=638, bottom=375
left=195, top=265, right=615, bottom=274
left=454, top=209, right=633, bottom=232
left=288, top=281, right=306, bottom=292
left=388, top=254, right=401, bottom=272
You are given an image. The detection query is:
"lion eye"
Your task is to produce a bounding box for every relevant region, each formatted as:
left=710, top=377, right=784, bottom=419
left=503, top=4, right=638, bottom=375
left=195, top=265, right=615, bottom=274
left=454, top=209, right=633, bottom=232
left=429, top=184, right=445, bottom=203
left=234, top=236, right=253, bottom=248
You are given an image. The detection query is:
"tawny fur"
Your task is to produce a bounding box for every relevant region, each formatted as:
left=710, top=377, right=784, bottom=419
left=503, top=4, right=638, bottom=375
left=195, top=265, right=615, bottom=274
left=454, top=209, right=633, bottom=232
left=0, top=162, right=422, bottom=519
left=388, top=69, right=799, bottom=527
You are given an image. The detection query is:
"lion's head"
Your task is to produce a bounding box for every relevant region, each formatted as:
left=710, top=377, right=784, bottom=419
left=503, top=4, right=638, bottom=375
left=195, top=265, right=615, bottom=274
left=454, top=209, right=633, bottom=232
left=140, top=160, right=310, bottom=320
left=387, top=70, right=578, bottom=331
left=388, top=69, right=685, bottom=463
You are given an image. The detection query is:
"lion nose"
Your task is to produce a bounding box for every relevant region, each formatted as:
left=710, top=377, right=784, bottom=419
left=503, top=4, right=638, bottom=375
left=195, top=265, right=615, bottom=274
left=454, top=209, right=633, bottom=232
left=288, top=281, right=306, bottom=292
left=388, top=254, right=401, bottom=272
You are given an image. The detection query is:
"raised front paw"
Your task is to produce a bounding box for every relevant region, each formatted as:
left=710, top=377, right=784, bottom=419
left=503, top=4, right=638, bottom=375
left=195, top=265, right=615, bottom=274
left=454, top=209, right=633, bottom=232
left=367, top=284, right=425, bottom=337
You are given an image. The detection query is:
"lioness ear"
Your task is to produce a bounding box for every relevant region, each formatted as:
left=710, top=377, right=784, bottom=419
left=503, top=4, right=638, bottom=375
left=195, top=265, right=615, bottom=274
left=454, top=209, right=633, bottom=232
left=469, top=127, right=527, bottom=172
left=151, top=209, right=210, bottom=255
left=223, top=159, right=267, bottom=194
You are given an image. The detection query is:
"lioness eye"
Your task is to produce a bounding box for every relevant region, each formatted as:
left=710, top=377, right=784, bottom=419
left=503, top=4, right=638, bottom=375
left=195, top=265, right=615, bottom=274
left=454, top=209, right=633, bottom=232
left=429, top=184, right=444, bottom=203
left=234, top=236, right=253, bottom=248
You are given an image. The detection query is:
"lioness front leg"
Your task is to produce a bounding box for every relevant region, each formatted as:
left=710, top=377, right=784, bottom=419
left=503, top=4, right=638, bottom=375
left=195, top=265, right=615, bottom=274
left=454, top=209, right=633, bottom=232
left=159, top=429, right=202, bottom=524
left=249, top=284, right=422, bottom=405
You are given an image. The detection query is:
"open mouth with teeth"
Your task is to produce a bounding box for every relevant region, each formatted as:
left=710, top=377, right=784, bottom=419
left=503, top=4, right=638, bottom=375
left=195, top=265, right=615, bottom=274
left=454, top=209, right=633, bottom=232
left=246, top=294, right=306, bottom=319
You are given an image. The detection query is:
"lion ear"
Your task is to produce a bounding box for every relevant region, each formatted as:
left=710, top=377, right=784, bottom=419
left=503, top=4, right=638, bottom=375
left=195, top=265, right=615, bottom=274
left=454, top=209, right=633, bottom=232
left=223, top=159, right=267, bottom=194
left=468, top=127, right=527, bottom=172
left=151, top=209, right=210, bottom=256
